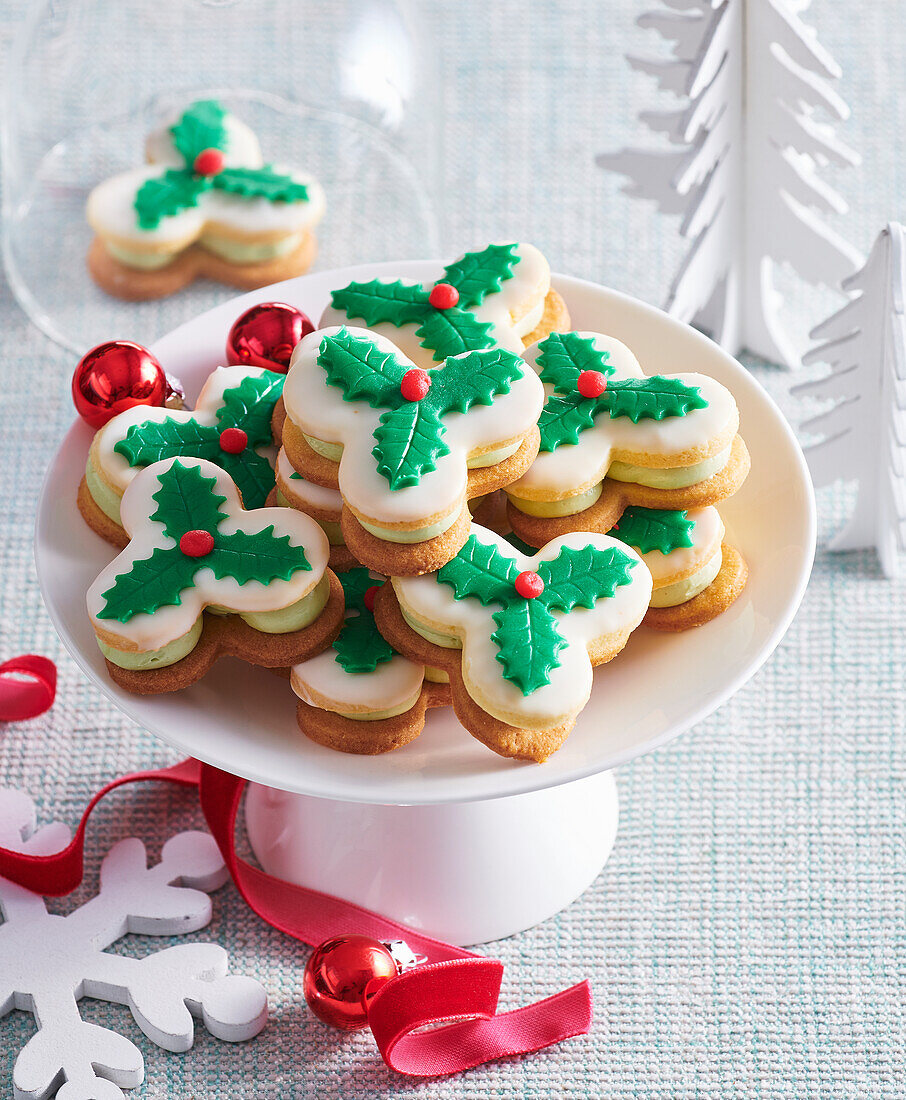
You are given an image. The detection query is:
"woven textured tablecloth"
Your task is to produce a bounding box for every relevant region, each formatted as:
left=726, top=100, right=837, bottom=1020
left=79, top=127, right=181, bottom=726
left=1, top=2, right=904, bottom=1096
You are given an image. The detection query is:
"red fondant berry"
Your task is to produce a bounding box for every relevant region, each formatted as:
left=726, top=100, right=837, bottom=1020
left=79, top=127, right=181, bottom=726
left=219, top=427, right=248, bottom=454
left=428, top=283, right=460, bottom=310
left=400, top=368, right=431, bottom=402
left=363, top=585, right=380, bottom=612
left=179, top=530, right=215, bottom=557
left=515, top=570, right=544, bottom=599
left=577, top=370, right=607, bottom=399
left=193, top=148, right=225, bottom=176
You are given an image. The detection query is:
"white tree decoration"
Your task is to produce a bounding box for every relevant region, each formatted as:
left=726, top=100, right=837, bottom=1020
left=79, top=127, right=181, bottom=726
left=598, top=0, right=862, bottom=368
left=0, top=787, right=268, bottom=1100
left=793, top=223, right=906, bottom=577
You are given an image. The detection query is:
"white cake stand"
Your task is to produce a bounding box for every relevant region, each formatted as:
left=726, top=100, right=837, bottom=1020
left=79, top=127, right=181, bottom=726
left=35, top=265, right=816, bottom=946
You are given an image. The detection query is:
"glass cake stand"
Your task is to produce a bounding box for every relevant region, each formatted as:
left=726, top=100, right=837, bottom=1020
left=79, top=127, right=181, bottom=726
left=35, top=265, right=816, bottom=944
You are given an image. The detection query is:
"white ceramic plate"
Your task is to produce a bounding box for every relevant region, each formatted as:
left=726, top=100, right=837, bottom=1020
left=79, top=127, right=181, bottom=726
left=35, top=263, right=816, bottom=806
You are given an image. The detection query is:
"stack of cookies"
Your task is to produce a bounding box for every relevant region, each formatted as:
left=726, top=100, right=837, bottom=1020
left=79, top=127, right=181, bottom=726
left=80, top=242, right=750, bottom=763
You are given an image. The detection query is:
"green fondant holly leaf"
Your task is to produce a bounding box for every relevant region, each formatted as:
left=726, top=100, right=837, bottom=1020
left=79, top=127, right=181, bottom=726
left=170, top=100, right=228, bottom=166
left=333, top=569, right=394, bottom=674
left=491, top=598, right=563, bottom=696
left=206, top=527, right=310, bottom=585
left=215, top=370, right=284, bottom=440
left=432, top=348, right=522, bottom=413
left=116, top=418, right=223, bottom=469
left=602, top=377, right=708, bottom=423
left=213, top=167, right=310, bottom=203
left=149, top=460, right=227, bottom=541
left=98, top=546, right=201, bottom=623
left=537, top=544, right=638, bottom=610
left=415, top=307, right=496, bottom=363
left=220, top=450, right=279, bottom=513
left=441, top=243, right=521, bottom=309
left=536, top=332, right=614, bottom=393
left=537, top=394, right=598, bottom=451
left=611, top=507, right=695, bottom=555
left=318, top=328, right=408, bottom=407
left=437, top=534, right=518, bottom=605
left=134, top=169, right=209, bottom=230
left=372, top=401, right=449, bottom=490
left=330, top=280, right=430, bottom=328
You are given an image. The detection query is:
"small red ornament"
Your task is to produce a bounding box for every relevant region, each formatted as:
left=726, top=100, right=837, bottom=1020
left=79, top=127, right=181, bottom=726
left=428, top=282, right=460, bottom=310
left=193, top=147, right=225, bottom=176
left=515, top=570, right=544, bottom=599
left=72, top=341, right=169, bottom=429
left=363, top=585, right=380, bottom=612
left=400, top=368, right=431, bottom=402
left=219, top=427, right=248, bottom=454
left=226, top=301, right=315, bottom=373
left=179, top=530, right=215, bottom=557
left=577, top=370, right=607, bottom=399
left=303, top=935, right=424, bottom=1032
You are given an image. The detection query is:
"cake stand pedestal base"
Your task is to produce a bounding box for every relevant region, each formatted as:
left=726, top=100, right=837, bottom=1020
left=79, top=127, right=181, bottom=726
left=245, top=769, right=619, bottom=946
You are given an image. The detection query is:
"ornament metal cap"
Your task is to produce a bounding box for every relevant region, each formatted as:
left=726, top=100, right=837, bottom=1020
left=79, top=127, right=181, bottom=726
left=383, top=939, right=428, bottom=974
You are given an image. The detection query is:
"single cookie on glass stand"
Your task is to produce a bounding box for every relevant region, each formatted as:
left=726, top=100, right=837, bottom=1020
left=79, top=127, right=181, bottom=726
left=86, top=457, right=343, bottom=694
left=291, top=569, right=450, bottom=755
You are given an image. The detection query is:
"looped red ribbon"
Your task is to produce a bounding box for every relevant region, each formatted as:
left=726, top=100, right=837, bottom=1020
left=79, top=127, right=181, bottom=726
left=0, top=760, right=592, bottom=1076
left=0, top=656, right=56, bottom=722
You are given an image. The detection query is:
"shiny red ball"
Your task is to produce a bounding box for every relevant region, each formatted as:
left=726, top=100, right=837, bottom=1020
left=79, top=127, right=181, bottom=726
left=428, top=282, right=459, bottom=310
left=577, top=370, right=607, bottom=399
left=179, top=530, right=215, bottom=557
left=193, top=147, right=225, bottom=176
left=400, top=368, right=431, bottom=402
left=363, top=585, right=380, bottom=612
left=515, top=570, right=544, bottom=599
left=226, top=301, right=315, bottom=373
left=219, top=427, right=248, bottom=454
left=303, top=934, right=398, bottom=1031
left=72, top=341, right=168, bottom=429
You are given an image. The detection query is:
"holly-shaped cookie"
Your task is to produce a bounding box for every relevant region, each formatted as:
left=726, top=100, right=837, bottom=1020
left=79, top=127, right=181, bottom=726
left=80, top=365, right=285, bottom=546
left=281, top=327, right=545, bottom=575
left=87, top=100, right=326, bottom=299
left=506, top=330, right=750, bottom=547
left=87, top=457, right=342, bottom=694
left=372, top=524, right=652, bottom=761
left=291, top=569, right=450, bottom=754
left=321, top=242, right=569, bottom=370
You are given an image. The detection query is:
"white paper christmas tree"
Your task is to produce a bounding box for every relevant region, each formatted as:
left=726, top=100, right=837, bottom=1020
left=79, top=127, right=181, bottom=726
left=0, top=787, right=268, bottom=1100
left=793, top=223, right=906, bottom=577
left=598, top=0, right=862, bottom=368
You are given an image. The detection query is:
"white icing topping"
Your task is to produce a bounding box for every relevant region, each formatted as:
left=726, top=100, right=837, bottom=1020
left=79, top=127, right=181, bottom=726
left=634, top=507, right=724, bottom=586
left=291, top=651, right=424, bottom=714
left=276, top=448, right=342, bottom=516
left=283, top=327, right=545, bottom=527
left=508, top=332, right=739, bottom=499
left=392, top=524, right=652, bottom=727
left=87, top=457, right=329, bottom=652
left=144, top=112, right=263, bottom=169
left=319, top=242, right=551, bottom=371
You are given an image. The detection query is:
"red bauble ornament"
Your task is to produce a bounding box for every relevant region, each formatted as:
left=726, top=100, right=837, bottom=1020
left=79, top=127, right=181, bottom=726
left=193, top=147, right=225, bottom=176
left=363, top=585, right=380, bottom=612
left=303, top=935, right=401, bottom=1032
left=226, top=301, right=315, bottom=373
left=577, top=370, right=607, bottom=399
left=219, top=427, right=248, bottom=454
left=428, top=282, right=460, bottom=310
left=179, top=530, right=215, bottom=558
left=400, top=368, right=431, bottom=402
left=515, top=570, right=544, bottom=599
left=72, top=341, right=169, bottom=429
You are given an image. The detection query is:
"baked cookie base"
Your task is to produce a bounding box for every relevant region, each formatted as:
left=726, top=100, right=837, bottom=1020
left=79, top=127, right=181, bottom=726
left=372, top=583, right=635, bottom=763
left=103, top=568, right=344, bottom=695
left=77, top=474, right=129, bottom=548
left=523, top=288, right=571, bottom=347
left=296, top=680, right=451, bottom=755
left=507, top=433, right=751, bottom=547
left=644, top=543, right=748, bottom=632
left=87, top=231, right=317, bottom=301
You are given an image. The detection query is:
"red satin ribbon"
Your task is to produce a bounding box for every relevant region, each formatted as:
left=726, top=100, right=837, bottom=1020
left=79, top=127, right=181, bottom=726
left=0, top=655, right=56, bottom=722
left=0, top=760, right=592, bottom=1076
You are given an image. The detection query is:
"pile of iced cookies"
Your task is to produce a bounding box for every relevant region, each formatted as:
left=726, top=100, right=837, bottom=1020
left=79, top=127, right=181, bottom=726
left=80, top=242, right=750, bottom=763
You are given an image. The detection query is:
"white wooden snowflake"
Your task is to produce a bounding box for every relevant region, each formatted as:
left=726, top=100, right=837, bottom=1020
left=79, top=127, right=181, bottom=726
left=0, top=787, right=268, bottom=1100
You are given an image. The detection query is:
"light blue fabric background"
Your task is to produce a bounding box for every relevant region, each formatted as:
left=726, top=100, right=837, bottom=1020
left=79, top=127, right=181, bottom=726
left=1, top=2, right=904, bottom=1097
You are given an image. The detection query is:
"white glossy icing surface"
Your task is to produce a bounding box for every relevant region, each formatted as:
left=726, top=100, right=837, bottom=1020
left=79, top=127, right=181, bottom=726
left=283, top=327, right=545, bottom=527
left=392, top=524, right=652, bottom=727
left=634, top=507, right=724, bottom=585
left=87, top=457, right=329, bottom=651
left=508, top=332, right=739, bottom=499
left=291, top=650, right=425, bottom=713
left=276, top=448, right=343, bottom=516
left=93, top=365, right=278, bottom=495
left=319, top=242, right=551, bottom=371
